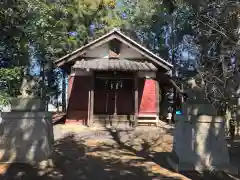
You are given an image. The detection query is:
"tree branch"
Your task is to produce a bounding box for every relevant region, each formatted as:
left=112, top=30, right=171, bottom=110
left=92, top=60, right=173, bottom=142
left=197, top=18, right=237, bottom=44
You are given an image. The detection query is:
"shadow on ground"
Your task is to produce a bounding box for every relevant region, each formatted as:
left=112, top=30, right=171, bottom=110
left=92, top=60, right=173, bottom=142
left=1, top=125, right=239, bottom=180
left=0, top=132, right=183, bottom=180
left=102, top=127, right=239, bottom=180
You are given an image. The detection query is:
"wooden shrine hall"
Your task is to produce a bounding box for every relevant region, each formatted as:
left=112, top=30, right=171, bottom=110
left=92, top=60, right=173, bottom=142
left=55, top=28, right=175, bottom=126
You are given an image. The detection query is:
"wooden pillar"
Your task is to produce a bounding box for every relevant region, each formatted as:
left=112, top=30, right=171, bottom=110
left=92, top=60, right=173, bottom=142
left=87, top=88, right=91, bottom=126
left=89, top=72, right=94, bottom=126
left=62, top=71, right=66, bottom=112
left=134, top=73, right=138, bottom=127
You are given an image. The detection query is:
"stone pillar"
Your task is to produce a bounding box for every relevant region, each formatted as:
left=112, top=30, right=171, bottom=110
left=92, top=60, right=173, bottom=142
left=167, top=79, right=237, bottom=174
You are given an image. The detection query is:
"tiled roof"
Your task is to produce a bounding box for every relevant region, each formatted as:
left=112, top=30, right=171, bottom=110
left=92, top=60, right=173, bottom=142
left=72, top=58, right=158, bottom=71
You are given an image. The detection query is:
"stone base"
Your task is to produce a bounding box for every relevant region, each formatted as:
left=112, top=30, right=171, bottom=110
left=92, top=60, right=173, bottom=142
left=0, top=112, right=53, bottom=164
left=10, top=98, right=45, bottom=111
left=171, top=113, right=238, bottom=175
left=167, top=156, right=238, bottom=175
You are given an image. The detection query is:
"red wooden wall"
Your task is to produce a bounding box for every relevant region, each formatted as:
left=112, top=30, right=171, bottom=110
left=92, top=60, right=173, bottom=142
left=138, top=79, right=157, bottom=115
left=66, top=75, right=158, bottom=125
left=67, top=76, right=91, bottom=124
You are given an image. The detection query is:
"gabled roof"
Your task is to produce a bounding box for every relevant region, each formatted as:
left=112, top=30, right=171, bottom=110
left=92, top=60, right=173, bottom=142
left=55, top=28, right=173, bottom=71
left=73, top=58, right=158, bottom=72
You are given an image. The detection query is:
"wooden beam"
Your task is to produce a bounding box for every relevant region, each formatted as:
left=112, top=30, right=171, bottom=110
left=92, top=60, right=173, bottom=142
left=87, top=88, right=91, bottom=126
left=134, top=73, right=139, bottom=127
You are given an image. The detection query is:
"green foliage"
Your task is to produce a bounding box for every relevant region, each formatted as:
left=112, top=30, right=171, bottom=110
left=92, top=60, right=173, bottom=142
left=0, top=67, right=23, bottom=82
left=0, top=0, right=125, bottom=106
left=0, top=1, right=30, bottom=65
left=0, top=67, right=23, bottom=105
left=2, top=0, right=238, bottom=112
left=121, top=0, right=170, bottom=59
left=0, top=92, right=10, bottom=108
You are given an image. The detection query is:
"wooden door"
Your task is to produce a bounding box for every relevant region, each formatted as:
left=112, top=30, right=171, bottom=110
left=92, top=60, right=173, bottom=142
left=106, top=90, right=115, bottom=115
left=94, top=78, right=134, bottom=115
left=116, top=79, right=134, bottom=115
left=94, top=78, right=115, bottom=115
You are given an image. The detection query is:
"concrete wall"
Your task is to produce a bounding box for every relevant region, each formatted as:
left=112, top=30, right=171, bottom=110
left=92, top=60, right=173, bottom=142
left=0, top=112, right=53, bottom=163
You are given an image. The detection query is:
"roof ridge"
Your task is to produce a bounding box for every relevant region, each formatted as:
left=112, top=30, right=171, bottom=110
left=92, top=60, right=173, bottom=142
left=111, top=27, right=121, bottom=32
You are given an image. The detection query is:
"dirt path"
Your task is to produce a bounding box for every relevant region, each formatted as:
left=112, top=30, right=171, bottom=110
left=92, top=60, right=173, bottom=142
left=0, top=125, right=239, bottom=180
